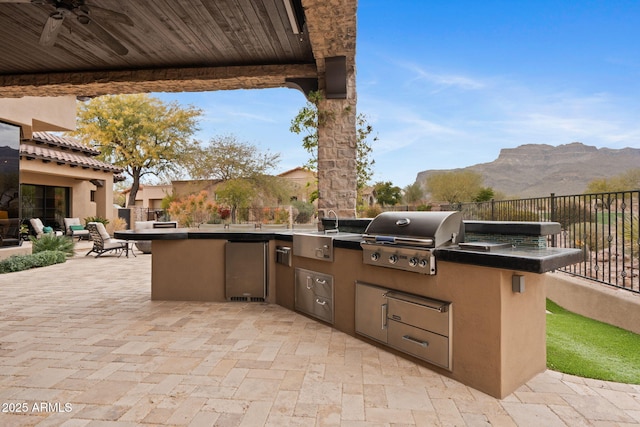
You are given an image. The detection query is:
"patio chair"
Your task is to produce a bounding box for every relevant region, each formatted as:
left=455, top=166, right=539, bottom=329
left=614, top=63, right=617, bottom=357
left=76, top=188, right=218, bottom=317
left=29, top=218, right=63, bottom=238
left=63, top=217, right=90, bottom=241
left=0, top=218, right=20, bottom=246
left=85, top=222, right=127, bottom=258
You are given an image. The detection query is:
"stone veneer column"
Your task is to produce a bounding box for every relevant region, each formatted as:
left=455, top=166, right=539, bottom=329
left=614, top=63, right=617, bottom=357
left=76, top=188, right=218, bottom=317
left=302, top=0, right=358, bottom=219
left=316, top=95, right=357, bottom=219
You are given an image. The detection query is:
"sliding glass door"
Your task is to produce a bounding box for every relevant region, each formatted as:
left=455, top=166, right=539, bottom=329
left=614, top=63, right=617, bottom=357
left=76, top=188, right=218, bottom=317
left=21, top=184, right=70, bottom=230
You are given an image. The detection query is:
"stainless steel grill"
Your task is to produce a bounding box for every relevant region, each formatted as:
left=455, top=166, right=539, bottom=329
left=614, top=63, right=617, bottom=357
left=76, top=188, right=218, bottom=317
left=361, top=211, right=464, bottom=274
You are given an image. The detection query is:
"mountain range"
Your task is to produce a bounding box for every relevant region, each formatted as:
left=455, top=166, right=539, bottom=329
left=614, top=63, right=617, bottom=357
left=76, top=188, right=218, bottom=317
left=415, top=142, right=640, bottom=198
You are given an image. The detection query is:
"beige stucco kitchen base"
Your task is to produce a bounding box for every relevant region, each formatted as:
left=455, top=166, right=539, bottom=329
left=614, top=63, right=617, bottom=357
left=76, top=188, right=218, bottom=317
left=150, top=238, right=546, bottom=399
left=151, top=239, right=279, bottom=302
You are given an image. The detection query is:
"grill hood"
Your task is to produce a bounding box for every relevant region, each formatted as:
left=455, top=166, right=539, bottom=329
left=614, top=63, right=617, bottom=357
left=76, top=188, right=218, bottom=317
left=363, top=211, right=464, bottom=248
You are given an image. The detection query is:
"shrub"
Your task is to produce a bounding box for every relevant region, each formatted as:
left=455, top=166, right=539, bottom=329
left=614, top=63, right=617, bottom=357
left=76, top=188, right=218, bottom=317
left=32, top=250, right=67, bottom=266
left=30, top=233, right=76, bottom=257
left=364, top=205, right=382, bottom=218
left=0, top=250, right=67, bottom=274
left=621, top=214, right=639, bottom=260
left=85, top=216, right=109, bottom=225
left=106, top=217, right=128, bottom=235
left=168, top=191, right=218, bottom=227
left=568, top=222, right=610, bottom=251
left=292, top=200, right=315, bottom=224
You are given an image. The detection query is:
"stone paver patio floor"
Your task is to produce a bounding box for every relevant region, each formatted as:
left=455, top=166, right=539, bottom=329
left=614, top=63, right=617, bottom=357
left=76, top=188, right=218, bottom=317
left=1, top=245, right=639, bottom=426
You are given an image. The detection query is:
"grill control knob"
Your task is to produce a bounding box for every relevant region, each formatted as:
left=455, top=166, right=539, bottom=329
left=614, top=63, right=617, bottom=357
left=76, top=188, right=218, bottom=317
left=370, top=252, right=380, bottom=261
left=388, top=254, right=398, bottom=264
left=418, top=259, right=429, bottom=268
left=409, top=257, right=419, bottom=267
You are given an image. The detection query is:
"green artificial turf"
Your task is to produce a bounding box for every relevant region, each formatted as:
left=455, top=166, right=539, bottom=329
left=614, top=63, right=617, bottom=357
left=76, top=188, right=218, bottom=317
left=546, top=299, right=640, bottom=384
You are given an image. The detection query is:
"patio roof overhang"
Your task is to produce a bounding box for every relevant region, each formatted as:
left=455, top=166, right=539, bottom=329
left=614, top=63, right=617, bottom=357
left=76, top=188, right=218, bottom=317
left=0, top=0, right=357, bottom=99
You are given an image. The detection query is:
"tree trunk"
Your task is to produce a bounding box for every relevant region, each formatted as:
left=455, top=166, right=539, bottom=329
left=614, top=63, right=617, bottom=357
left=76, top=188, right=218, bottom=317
left=127, top=169, right=141, bottom=207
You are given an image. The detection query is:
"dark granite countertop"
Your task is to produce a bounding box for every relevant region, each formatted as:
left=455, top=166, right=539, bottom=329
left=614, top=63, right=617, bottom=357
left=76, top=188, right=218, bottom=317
left=114, top=228, right=582, bottom=273
left=435, top=246, right=583, bottom=274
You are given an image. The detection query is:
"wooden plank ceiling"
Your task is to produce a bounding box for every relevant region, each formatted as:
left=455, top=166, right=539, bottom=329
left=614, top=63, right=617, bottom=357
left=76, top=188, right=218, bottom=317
left=0, top=0, right=353, bottom=97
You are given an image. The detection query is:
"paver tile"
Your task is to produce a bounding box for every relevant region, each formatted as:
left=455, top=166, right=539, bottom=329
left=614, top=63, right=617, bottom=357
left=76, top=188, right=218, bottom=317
left=0, top=246, right=637, bottom=426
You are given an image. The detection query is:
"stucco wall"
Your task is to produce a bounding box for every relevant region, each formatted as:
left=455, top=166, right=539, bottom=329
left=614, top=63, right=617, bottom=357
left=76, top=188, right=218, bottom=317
left=0, top=96, right=76, bottom=136
left=545, top=272, right=640, bottom=335
left=20, top=164, right=116, bottom=222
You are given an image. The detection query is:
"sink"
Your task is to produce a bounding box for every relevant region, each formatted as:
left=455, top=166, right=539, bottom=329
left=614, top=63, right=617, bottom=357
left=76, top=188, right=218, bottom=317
left=292, top=231, right=362, bottom=261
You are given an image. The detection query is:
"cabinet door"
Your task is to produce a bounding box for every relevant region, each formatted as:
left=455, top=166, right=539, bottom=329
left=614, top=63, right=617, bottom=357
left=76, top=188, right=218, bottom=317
left=295, top=268, right=315, bottom=316
left=355, top=282, right=388, bottom=343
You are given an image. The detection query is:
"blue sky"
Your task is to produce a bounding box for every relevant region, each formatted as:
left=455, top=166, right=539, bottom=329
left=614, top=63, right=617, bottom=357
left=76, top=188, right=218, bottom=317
left=154, top=0, right=640, bottom=188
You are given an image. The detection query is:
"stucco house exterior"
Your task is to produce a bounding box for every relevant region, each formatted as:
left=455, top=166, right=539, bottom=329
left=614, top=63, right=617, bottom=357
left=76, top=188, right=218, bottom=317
left=0, top=96, right=122, bottom=242
left=21, top=132, right=123, bottom=230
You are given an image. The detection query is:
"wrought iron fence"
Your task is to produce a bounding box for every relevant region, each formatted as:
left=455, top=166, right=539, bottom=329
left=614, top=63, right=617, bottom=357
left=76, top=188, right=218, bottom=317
left=453, top=191, right=640, bottom=293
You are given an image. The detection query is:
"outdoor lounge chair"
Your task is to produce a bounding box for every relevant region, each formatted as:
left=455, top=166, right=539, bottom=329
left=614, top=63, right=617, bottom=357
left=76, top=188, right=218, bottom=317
left=85, top=222, right=127, bottom=258
left=63, top=217, right=90, bottom=241
left=29, top=218, right=63, bottom=238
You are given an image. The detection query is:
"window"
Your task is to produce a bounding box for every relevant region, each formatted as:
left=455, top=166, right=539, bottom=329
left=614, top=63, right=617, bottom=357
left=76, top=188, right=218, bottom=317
left=20, top=184, right=70, bottom=230
left=0, top=121, right=20, bottom=220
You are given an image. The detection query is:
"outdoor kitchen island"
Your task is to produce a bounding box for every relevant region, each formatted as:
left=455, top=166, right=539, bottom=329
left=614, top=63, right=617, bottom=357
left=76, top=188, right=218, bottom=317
left=115, top=217, right=582, bottom=399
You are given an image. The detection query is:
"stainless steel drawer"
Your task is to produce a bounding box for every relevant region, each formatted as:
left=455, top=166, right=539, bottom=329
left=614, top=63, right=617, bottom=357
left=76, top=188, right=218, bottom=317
left=386, top=292, right=450, bottom=337
left=295, top=268, right=334, bottom=324
left=387, top=320, right=450, bottom=369
left=312, top=295, right=333, bottom=323
left=309, top=274, right=333, bottom=299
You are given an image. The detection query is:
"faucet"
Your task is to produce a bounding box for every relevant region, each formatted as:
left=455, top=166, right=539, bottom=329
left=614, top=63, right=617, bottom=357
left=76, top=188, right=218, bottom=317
left=326, top=209, right=339, bottom=233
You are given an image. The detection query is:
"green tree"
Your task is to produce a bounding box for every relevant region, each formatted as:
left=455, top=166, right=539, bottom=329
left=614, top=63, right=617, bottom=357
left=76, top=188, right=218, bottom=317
left=426, top=170, right=484, bottom=204
left=216, top=179, right=256, bottom=223
left=290, top=91, right=376, bottom=190
left=185, top=135, right=290, bottom=217
left=585, top=168, right=640, bottom=193
left=403, top=182, right=425, bottom=206
left=73, top=94, right=202, bottom=207
left=474, top=187, right=495, bottom=202
left=186, top=135, right=280, bottom=181
left=374, top=181, right=402, bottom=207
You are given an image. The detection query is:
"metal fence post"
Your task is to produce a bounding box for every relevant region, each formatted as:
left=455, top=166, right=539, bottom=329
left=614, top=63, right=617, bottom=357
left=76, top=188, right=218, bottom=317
left=550, top=193, right=557, bottom=247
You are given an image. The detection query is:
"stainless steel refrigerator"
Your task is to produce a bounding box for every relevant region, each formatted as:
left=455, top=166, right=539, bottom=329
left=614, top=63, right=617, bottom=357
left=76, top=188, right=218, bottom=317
left=225, top=241, right=268, bottom=301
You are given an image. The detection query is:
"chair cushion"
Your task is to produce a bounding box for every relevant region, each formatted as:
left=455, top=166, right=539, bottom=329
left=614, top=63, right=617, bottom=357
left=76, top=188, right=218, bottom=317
left=64, top=218, right=82, bottom=234
left=30, top=218, right=44, bottom=235
left=94, top=222, right=111, bottom=240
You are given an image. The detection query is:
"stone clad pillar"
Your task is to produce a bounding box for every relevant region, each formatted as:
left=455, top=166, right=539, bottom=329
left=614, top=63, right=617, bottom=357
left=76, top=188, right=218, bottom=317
left=316, top=59, right=357, bottom=219
left=297, top=0, right=358, bottom=219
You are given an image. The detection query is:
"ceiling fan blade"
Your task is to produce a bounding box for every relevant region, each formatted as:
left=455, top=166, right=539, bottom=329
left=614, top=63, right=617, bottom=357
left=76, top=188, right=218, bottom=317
left=39, top=10, right=67, bottom=46
left=88, top=5, right=134, bottom=27
left=82, top=17, right=128, bottom=55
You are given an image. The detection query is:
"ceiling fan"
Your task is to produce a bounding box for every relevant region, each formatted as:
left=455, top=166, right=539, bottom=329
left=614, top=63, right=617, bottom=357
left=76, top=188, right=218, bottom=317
left=1, top=0, right=133, bottom=55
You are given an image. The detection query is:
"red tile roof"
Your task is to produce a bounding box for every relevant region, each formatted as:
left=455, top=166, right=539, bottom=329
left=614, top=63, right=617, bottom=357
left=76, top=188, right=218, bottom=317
left=20, top=132, right=123, bottom=174
left=30, top=131, right=100, bottom=156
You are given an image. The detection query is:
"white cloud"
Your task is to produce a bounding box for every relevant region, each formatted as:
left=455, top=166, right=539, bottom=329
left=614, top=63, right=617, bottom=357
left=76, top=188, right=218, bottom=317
left=402, top=63, right=486, bottom=91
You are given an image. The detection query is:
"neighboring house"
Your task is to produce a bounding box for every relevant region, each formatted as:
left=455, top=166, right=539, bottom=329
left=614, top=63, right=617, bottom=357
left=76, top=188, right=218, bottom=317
left=20, top=132, right=124, bottom=231
left=171, top=179, right=222, bottom=202
left=278, top=167, right=317, bottom=203
left=130, top=168, right=317, bottom=211
left=123, top=184, right=173, bottom=209
left=359, top=185, right=376, bottom=207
